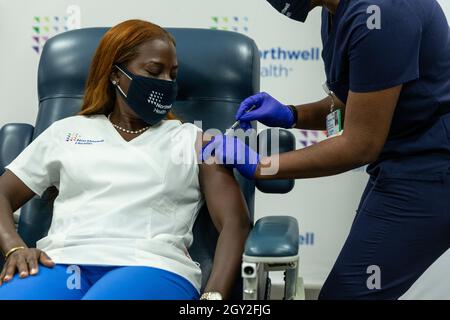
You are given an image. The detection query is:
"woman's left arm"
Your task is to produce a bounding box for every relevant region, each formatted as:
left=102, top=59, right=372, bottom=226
left=256, top=85, right=402, bottom=179
left=197, top=134, right=251, bottom=299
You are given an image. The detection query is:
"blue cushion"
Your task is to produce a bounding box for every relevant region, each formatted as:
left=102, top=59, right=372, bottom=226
left=245, top=216, right=299, bottom=257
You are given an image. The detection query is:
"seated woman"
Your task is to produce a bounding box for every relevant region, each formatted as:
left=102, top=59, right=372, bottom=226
left=0, top=19, right=250, bottom=300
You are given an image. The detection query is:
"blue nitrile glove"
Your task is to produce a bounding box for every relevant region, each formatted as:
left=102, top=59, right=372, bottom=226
left=236, top=92, right=295, bottom=130
left=201, top=134, right=260, bottom=179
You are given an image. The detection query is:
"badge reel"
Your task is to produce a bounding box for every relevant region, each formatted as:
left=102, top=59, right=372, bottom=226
left=323, top=83, right=343, bottom=138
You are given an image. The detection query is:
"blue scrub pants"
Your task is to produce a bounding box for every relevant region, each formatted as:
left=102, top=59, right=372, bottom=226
left=0, top=264, right=199, bottom=300
left=319, top=172, right=450, bottom=299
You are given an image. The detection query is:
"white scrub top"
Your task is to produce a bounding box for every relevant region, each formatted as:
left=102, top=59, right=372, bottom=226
left=6, top=114, right=205, bottom=291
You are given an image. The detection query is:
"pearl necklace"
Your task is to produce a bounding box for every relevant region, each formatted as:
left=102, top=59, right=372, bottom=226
left=107, top=113, right=150, bottom=134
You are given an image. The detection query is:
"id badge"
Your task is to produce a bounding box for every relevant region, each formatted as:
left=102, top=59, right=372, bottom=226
left=326, top=109, right=343, bottom=137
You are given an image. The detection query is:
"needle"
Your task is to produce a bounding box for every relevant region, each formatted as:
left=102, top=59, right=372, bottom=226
left=225, top=105, right=257, bottom=135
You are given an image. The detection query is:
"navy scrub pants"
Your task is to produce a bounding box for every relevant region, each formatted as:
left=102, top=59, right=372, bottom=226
left=319, top=172, right=450, bottom=299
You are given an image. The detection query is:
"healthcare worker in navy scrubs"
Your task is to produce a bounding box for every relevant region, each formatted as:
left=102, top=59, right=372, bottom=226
left=202, top=0, right=450, bottom=299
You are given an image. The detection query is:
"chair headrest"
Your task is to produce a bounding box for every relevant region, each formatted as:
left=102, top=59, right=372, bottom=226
left=38, top=27, right=260, bottom=104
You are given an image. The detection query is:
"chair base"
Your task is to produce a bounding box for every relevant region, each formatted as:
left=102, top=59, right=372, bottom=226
left=242, top=254, right=304, bottom=300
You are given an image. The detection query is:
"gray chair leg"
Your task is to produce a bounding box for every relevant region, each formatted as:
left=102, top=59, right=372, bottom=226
left=242, top=262, right=269, bottom=300
left=284, top=260, right=299, bottom=300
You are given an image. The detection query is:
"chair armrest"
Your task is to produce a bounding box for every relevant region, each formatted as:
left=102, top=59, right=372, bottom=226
left=0, top=123, right=34, bottom=174
left=256, top=128, right=295, bottom=194
left=244, top=216, right=299, bottom=261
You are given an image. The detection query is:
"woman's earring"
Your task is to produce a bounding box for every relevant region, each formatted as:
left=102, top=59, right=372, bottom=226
left=112, top=80, right=118, bottom=85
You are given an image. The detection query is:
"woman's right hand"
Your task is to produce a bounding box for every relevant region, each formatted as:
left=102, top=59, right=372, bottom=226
left=0, top=248, right=54, bottom=285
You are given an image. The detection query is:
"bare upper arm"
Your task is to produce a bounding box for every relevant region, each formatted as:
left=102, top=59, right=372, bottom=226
left=195, top=132, right=250, bottom=232
left=342, top=85, right=402, bottom=161
left=0, top=170, right=36, bottom=211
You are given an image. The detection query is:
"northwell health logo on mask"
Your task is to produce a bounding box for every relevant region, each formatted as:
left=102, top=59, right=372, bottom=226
left=147, top=91, right=172, bottom=115
left=65, top=133, right=104, bottom=145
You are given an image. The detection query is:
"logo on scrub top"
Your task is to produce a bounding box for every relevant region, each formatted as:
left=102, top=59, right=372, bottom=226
left=65, top=132, right=104, bottom=145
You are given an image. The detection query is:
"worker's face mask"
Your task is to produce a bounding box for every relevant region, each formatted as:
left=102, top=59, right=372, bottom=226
left=114, top=65, right=178, bottom=126
left=266, top=0, right=312, bottom=23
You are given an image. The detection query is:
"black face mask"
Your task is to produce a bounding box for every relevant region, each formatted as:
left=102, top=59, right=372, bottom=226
left=266, top=0, right=312, bottom=23
left=114, top=65, right=178, bottom=126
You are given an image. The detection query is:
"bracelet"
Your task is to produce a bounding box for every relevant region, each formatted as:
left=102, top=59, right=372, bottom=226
left=288, top=105, right=298, bottom=128
left=200, top=291, right=223, bottom=300
left=4, top=246, right=26, bottom=260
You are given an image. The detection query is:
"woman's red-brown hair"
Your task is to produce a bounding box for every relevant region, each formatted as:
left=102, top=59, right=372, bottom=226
left=79, top=19, right=177, bottom=120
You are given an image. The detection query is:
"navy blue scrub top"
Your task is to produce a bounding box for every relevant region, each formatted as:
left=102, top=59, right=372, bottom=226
left=322, top=0, right=450, bottom=179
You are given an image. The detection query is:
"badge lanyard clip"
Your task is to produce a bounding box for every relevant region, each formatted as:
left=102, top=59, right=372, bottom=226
left=323, top=82, right=343, bottom=137
left=322, top=82, right=336, bottom=113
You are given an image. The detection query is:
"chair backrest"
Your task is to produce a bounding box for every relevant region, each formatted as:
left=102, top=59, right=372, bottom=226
left=16, top=27, right=260, bottom=294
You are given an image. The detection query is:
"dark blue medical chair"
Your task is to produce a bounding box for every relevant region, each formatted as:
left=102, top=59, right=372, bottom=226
left=0, top=27, right=300, bottom=299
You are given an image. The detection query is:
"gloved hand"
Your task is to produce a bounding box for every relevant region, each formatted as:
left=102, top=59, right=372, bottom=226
left=201, top=134, right=260, bottom=179
left=236, top=92, right=295, bottom=130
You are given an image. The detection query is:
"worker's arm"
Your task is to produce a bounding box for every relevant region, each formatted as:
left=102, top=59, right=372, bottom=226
left=256, top=86, right=401, bottom=179
left=236, top=92, right=345, bottom=131
left=293, top=95, right=346, bottom=130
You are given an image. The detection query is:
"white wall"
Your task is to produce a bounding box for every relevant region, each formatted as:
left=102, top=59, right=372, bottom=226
left=438, top=0, right=450, bottom=23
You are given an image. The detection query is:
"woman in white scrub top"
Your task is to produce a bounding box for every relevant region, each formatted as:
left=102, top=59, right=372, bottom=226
left=0, top=19, right=250, bottom=300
